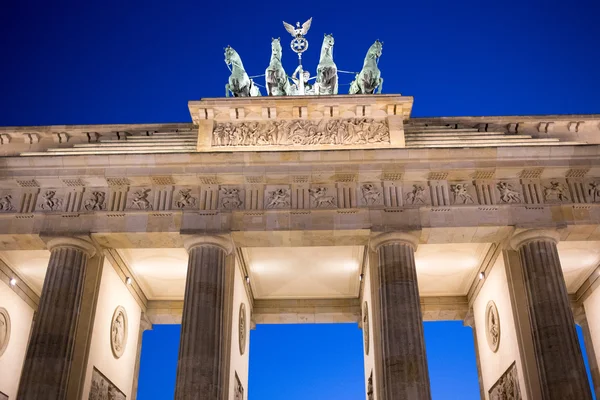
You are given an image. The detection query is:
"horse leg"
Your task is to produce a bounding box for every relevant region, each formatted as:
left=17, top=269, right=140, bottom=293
left=225, top=84, right=230, bottom=97
left=377, top=77, right=383, bottom=94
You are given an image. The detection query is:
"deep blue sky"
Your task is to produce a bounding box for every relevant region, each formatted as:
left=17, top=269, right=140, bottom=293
left=1, top=0, right=599, bottom=127
left=1, top=0, right=598, bottom=399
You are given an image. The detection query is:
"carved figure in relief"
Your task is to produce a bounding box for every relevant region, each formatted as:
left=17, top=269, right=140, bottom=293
left=212, top=118, right=389, bottom=147
left=265, top=38, right=291, bottom=96
left=314, top=34, right=338, bottom=95
left=0, top=309, right=8, bottom=356
left=405, top=185, right=426, bottom=204
left=112, top=311, right=125, bottom=354
left=367, top=371, right=374, bottom=400
left=266, top=188, right=290, bottom=208
left=234, top=374, right=244, bottom=400
left=361, top=184, right=381, bottom=205
left=40, top=190, right=63, bottom=211
left=589, top=182, right=600, bottom=202
left=84, top=191, right=106, bottom=211
left=175, top=188, right=197, bottom=209
left=349, top=40, right=384, bottom=95
left=309, top=187, right=337, bottom=208
left=131, top=189, right=152, bottom=210
left=544, top=181, right=569, bottom=202
left=0, top=194, right=14, bottom=211
left=220, top=188, right=243, bottom=209
left=488, top=309, right=499, bottom=346
left=451, top=183, right=474, bottom=204
left=489, top=363, right=521, bottom=400
left=497, top=182, right=522, bottom=203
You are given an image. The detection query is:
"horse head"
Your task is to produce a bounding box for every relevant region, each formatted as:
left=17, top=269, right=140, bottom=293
left=369, top=40, right=383, bottom=59
left=270, top=37, right=282, bottom=60
left=322, top=34, right=335, bottom=49
left=224, top=45, right=236, bottom=66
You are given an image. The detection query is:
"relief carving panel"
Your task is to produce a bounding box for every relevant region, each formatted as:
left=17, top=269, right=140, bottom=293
left=486, top=301, right=500, bottom=353
left=234, top=372, right=244, bottom=400
left=0, top=194, right=14, bottom=212
left=239, top=303, right=247, bottom=355
left=489, top=362, right=521, bottom=400
left=111, top=306, right=128, bottom=359
left=212, top=118, right=389, bottom=147
left=0, top=307, right=10, bottom=357
left=88, top=367, right=126, bottom=400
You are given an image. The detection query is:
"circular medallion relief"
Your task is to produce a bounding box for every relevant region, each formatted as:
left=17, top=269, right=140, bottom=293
left=110, top=306, right=128, bottom=359
left=485, top=301, right=500, bottom=353
left=0, top=307, right=10, bottom=357
left=239, top=303, right=247, bottom=355
left=363, top=301, right=370, bottom=355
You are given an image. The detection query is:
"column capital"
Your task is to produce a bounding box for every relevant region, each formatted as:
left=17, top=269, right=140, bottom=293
left=510, top=229, right=560, bottom=250
left=370, top=231, right=420, bottom=252
left=183, top=234, right=233, bottom=254
left=46, top=236, right=96, bottom=257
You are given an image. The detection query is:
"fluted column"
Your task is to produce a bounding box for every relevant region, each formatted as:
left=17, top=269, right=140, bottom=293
left=17, top=237, right=96, bottom=400
left=371, top=232, right=431, bottom=400
left=175, top=235, right=233, bottom=400
left=511, top=229, right=592, bottom=400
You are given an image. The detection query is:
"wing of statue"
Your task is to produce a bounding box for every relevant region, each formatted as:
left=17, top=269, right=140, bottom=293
left=283, top=21, right=296, bottom=37
left=301, top=17, right=312, bottom=35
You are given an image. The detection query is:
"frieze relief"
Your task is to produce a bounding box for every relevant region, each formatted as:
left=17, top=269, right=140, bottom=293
left=174, top=188, right=198, bottom=209
left=265, top=187, right=291, bottom=209
left=89, top=367, right=126, bottom=400
left=212, top=118, right=389, bottom=147
left=404, top=183, right=428, bottom=205
left=450, top=183, right=475, bottom=205
left=497, top=182, right=522, bottom=204
left=309, top=186, right=337, bottom=208
left=219, top=187, right=244, bottom=210
left=38, top=190, right=63, bottom=211
left=590, top=182, right=600, bottom=202
left=84, top=191, right=107, bottom=211
left=361, top=184, right=382, bottom=206
left=543, top=180, right=570, bottom=203
left=489, top=362, right=521, bottom=400
left=129, top=188, right=153, bottom=210
left=0, top=194, right=14, bottom=212
left=1, top=175, right=600, bottom=216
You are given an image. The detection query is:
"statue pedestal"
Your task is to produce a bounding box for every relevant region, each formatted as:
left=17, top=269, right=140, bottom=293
left=188, top=94, right=413, bottom=152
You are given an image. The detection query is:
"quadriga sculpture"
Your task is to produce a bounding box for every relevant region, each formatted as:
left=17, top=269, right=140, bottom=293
left=349, top=40, right=384, bottom=94
left=224, top=46, right=261, bottom=97
left=314, top=34, right=338, bottom=95
left=265, top=38, right=291, bottom=96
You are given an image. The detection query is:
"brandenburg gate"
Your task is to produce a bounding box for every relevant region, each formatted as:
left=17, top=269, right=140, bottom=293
left=1, top=21, right=600, bottom=400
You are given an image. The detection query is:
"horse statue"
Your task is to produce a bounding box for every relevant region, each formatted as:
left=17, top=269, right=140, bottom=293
left=225, top=46, right=261, bottom=97
left=349, top=40, right=384, bottom=94
left=265, top=38, right=291, bottom=96
left=314, top=34, right=338, bottom=95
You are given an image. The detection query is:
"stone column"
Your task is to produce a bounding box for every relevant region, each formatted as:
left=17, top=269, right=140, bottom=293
left=371, top=232, right=431, bottom=400
left=17, top=237, right=96, bottom=400
left=510, top=229, right=592, bottom=400
left=175, top=235, right=233, bottom=400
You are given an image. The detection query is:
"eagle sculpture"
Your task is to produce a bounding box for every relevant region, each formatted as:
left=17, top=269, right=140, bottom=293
left=283, top=18, right=312, bottom=38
